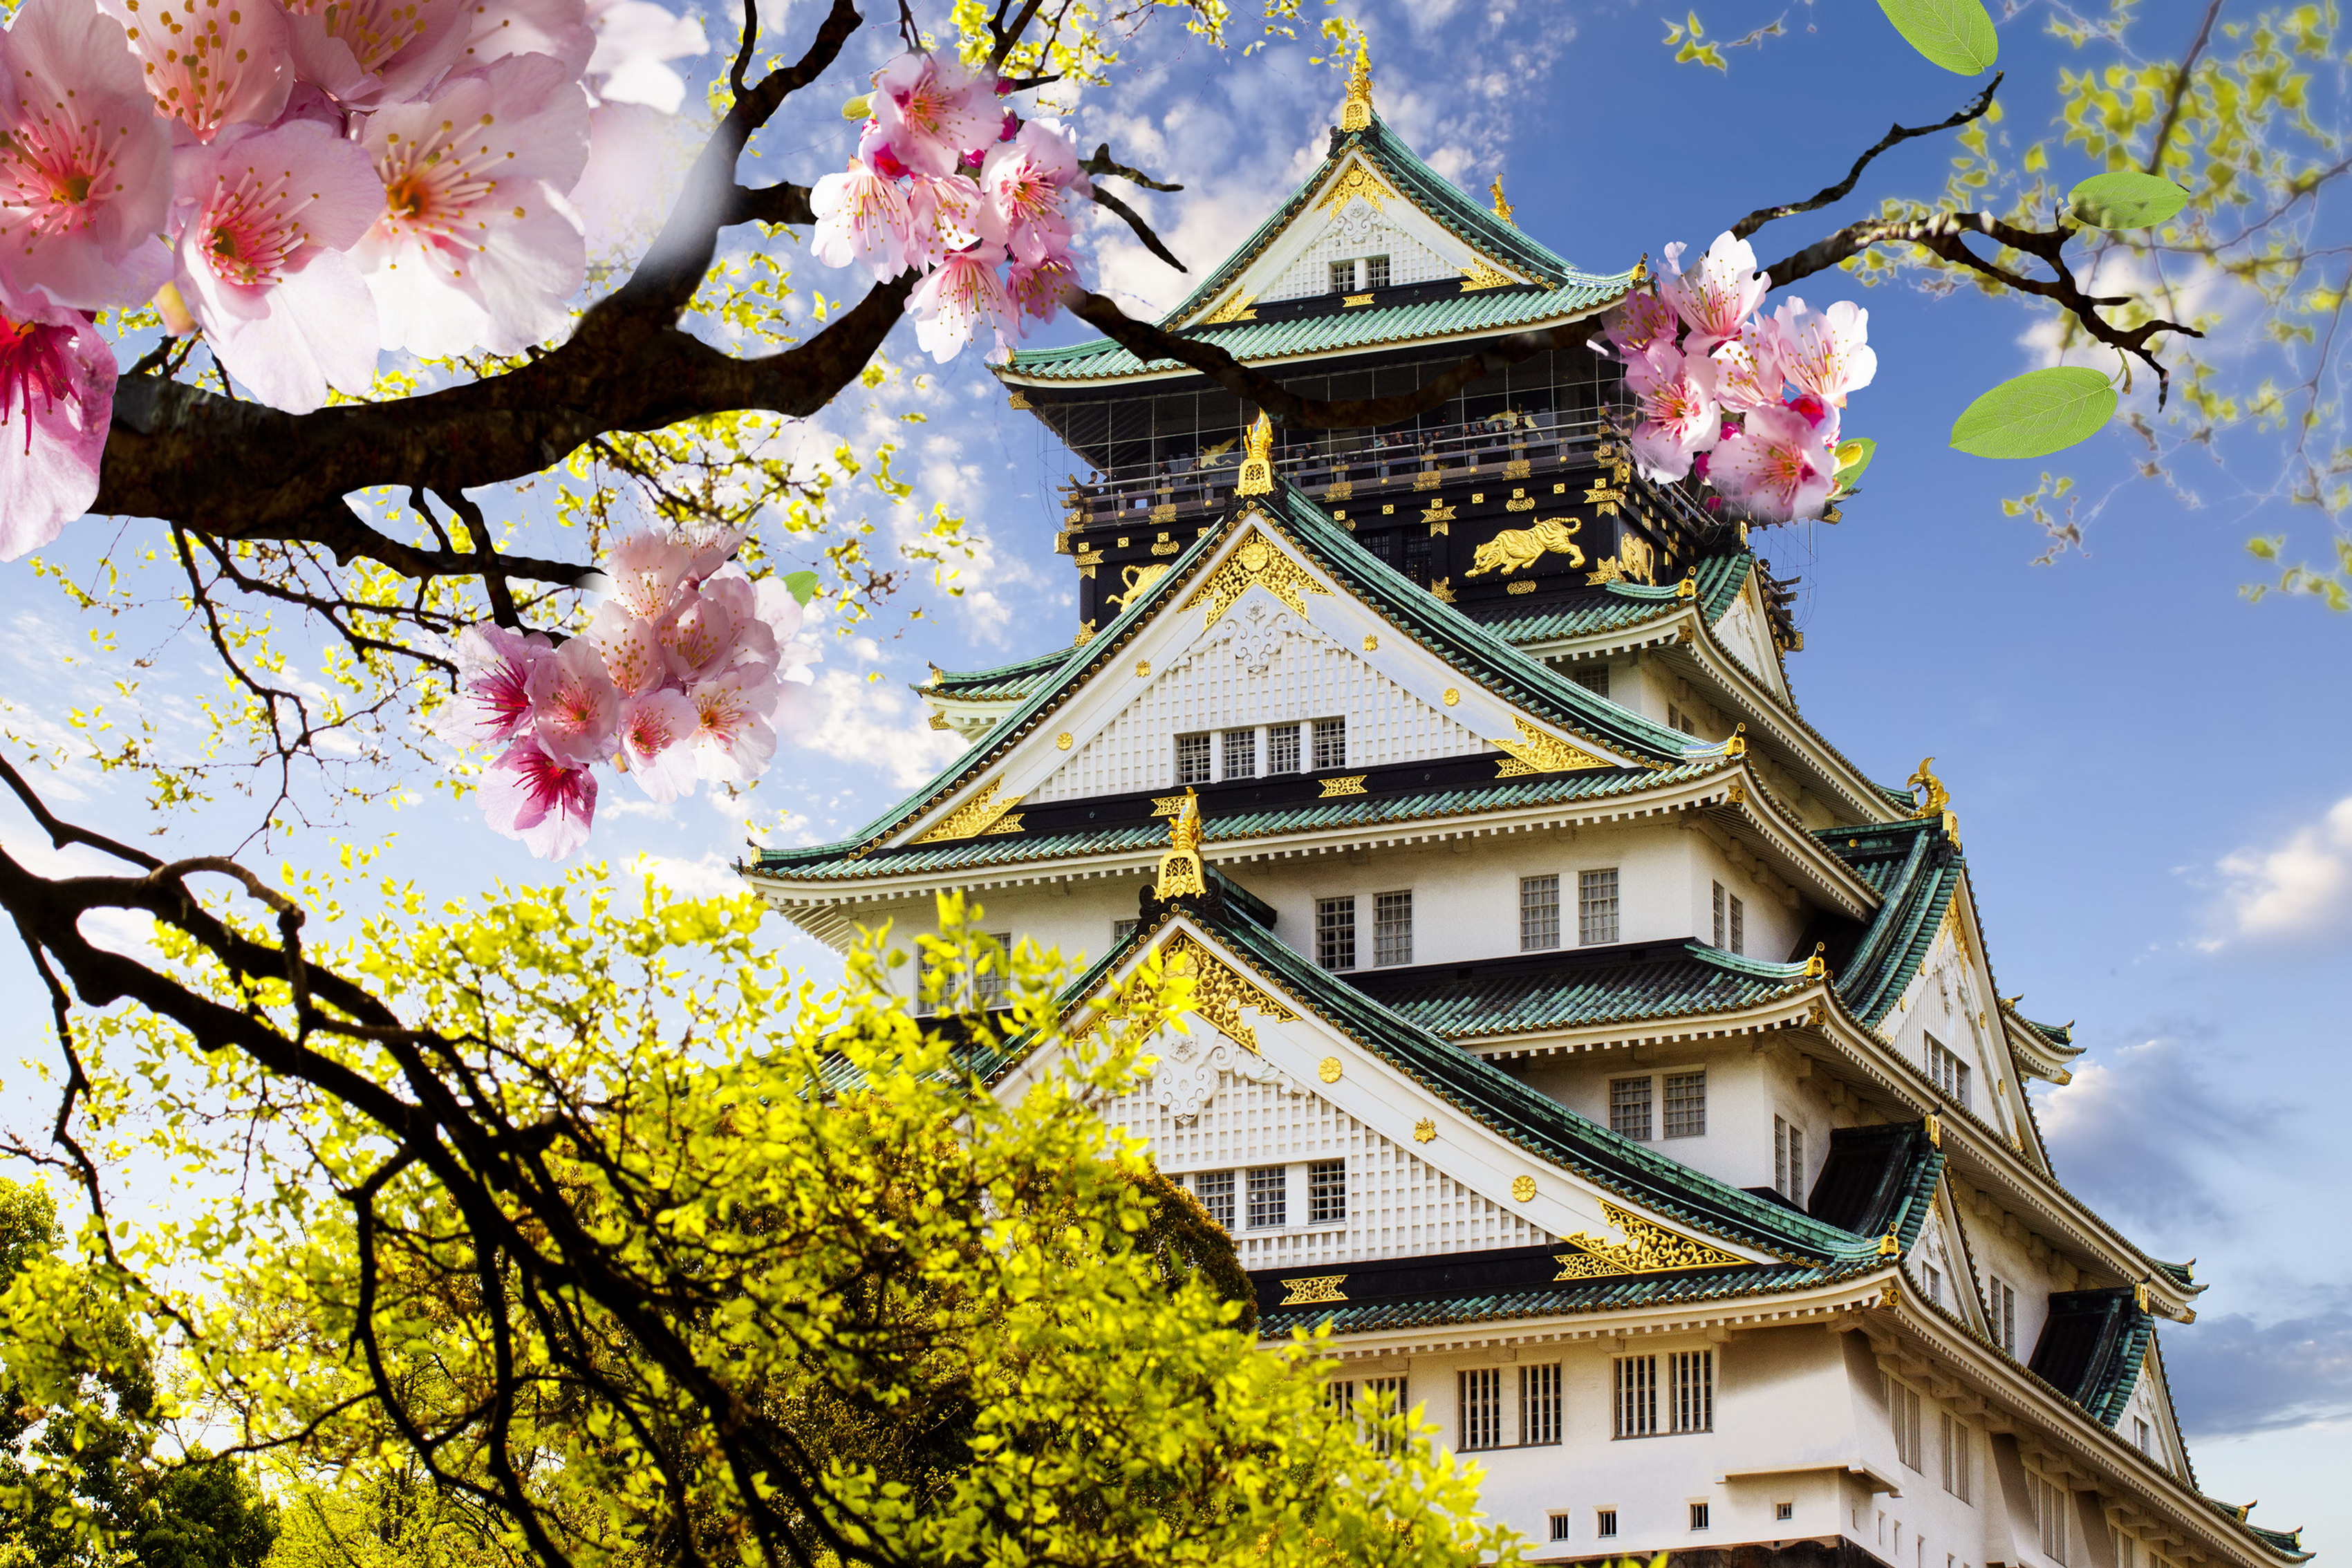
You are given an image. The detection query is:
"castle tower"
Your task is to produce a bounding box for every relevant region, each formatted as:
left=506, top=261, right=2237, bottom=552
left=741, top=61, right=2305, bottom=1568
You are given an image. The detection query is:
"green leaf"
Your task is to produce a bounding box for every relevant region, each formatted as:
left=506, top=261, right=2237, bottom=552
left=2067, top=171, right=2190, bottom=230
left=1833, top=438, right=1876, bottom=483
left=1875, top=0, right=1997, bottom=73
left=1949, top=368, right=2118, bottom=458
left=783, top=570, right=820, bottom=606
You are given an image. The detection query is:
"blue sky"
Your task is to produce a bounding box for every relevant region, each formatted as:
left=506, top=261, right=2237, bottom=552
left=3, top=0, right=2347, bottom=1551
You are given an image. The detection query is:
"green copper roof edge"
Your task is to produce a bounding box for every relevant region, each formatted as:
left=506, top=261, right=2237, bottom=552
left=1684, top=941, right=1813, bottom=982
left=923, top=644, right=1079, bottom=698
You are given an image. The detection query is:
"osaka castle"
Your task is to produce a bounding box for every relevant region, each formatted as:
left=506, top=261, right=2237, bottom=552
left=741, top=57, right=2308, bottom=1568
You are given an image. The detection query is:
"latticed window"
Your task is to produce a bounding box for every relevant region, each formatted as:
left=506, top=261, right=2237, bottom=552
left=1730, top=892, right=1745, bottom=953
left=1610, top=1076, right=1652, bottom=1141
left=1990, top=1278, right=2017, bottom=1353
left=1664, top=1071, right=1706, bottom=1138
left=1715, top=882, right=1746, bottom=953
left=1267, top=722, right=1301, bottom=775
left=1403, top=530, right=1432, bottom=585
left=1892, top=1379, right=1923, bottom=1470
left=1221, top=726, right=1257, bottom=780
left=1930, top=1036, right=1972, bottom=1108
left=1373, top=890, right=1413, bottom=966
left=1519, top=1363, right=1562, bottom=1446
left=1312, top=716, right=1347, bottom=769
left=1457, top=1368, right=1502, bottom=1450
left=1596, top=1510, right=1618, bottom=1538
left=1363, top=254, right=1391, bottom=289
left=1612, top=1355, right=1656, bottom=1437
left=1327, top=259, right=1356, bottom=294
left=1579, top=868, right=1620, bottom=944
left=1775, top=1114, right=1807, bottom=1201
left=1175, top=730, right=1211, bottom=785
left=1942, top=1412, right=1973, bottom=1502
left=1690, top=1503, right=1711, bottom=1531
left=1112, top=918, right=1138, bottom=945
left=1669, top=1350, right=1713, bottom=1432
left=1191, top=1170, right=1234, bottom=1229
left=1360, top=1376, right=1406, bottom=1455
left=973, top=932, right=1013, bottom=1007
left=1307, top=1159, right=1347, bottom=1224
left=1245, top=1166, right=1286, bottom=1229
left=1316, top=897, right=1356, bottom=970
left=2033, top=1475, right=2071, bottom=1565
left=1325, top=1379, right=1355, bottom=1420
left=1572, top=664, right=1610, bottom=697
left=1521, top=875, right=1560, bottom=951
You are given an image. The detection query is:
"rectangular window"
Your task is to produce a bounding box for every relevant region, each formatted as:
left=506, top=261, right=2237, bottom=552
left=1326, top=1379, right=1356, bottom=1420
left=1175, top=730, right=1212, bottom=785
left=1990, top=1278, right=2017, bottom=1354
left=2034, top=1476, right=2071, bottom=1565
left=1307, top=1159, right=1347, bottom=1224
left=1519, top=1363, right=1562, bottom=1446
left=1245, top=1165, right=1286, bottom=1229
left=1941, top=1412, right=1973, bottom=1503
left=1777, top=1502, right=1795, bottom=1522
left=1712, top=880, right=1728, bottom=948
left=1364, top=529, right=1395, bottom=565
left=1775, top=1115, right=1807, bottom=1202
left=1610, top=1076, right=1653, bottom=1141
left=1191, top=1169, right=1234, bottom=1230
left=1670, top=1350, right=1713, bottom=1432
left=1690, top=1502, right=1712, bottom=1532
left=1572, top=664, right=1610, bottom=697
left=1893, top=1381, right=1923, bottom=1471
left=1520, top=874, right=1560, bottom=951
left=1363, top=254, right=1391, bottom=290
left=1579, top=867, right=1621, bottom=944
left=1664, top=1071, right=1707, bottom=1138
left=2134, top=1417, right=2153, bottom=1456
left=1549, top=1515, right=1573, bottom=1543
left=1596, top=1510, right=1619, bottom=1539
left=1361, top=1375, right=1405, bottom=1455
left=1373, top=890, right=1413, bottom=967
left=1403, top=530, right=1432, bottom=585
left=1112, top=918, right=1139, bottom=945
left=1668, top=704, right=1699, bottom=736
left=1267, top=722, right=1301, bottom=775
left=1221, top=726, right=1258, bottom=780
left=1458, top=1368, right=1503, bottom=1451
left=1312, top=716, right=1347, bottom=770
left=1612, top=1355, right=1658, bottom=1437
left=973, top=932, right=1014, bottom=1007
left=1315, top=896, right=1357, bottom=971
left=1930, top=1036, right=1972, bottom=1109
left=1327, top=258, right=1356, bottom=294
left=1924, top=1263, right=1945, bottom=1307
left=1730, top=893, right=1745, bottom=955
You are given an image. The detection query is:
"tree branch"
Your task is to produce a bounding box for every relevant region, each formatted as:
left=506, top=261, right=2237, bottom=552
left=1730, top=74, right=2004, bottom=241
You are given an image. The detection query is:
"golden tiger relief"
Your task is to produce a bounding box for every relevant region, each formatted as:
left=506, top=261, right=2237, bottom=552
left=1464, top=516, right=1584, bottom=577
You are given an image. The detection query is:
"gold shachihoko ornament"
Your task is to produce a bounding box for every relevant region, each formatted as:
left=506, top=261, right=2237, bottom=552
left=1235, top=412, right=1276, bottom=496
left=1155, top=787, right=1207, bottom=899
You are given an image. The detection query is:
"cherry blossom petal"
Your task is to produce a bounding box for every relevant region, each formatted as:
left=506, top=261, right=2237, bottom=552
left=457, top=0, right=592, bottom=76
left=810, top=158, right=911, bottom=282
left=870, top=53, right=997, bottom=178
left=1657, top=231, right=1766, bottom=353
left=585, top=599, right=665, bottom=695
left=99, top=0, right=293, bottom=142
left=1623, top=343, right=1720, bottom=483
left=605, top=529, right=691, bottom=616
left=0, top=279, right=114, bottom=561
left=524, top=634, right=619, bottom=763
left=688, top=665, right=778, bottom=783
left=1599, top=290, right=1677, bottom=360
left=283, top=0, right=471, bottom=106
left=1708, top=317, right=1785, bottom=413
left=447, top=622, right=552, bottom=744
left=1706, top=402, right=1836, bottom=525
left=1773, top=296, right=1876, bottom=408
left=907, top=241, right=1016, bottom=363
left=617, top=687, right=698, bottom=801
left=480, top=738, right=597, bottom=859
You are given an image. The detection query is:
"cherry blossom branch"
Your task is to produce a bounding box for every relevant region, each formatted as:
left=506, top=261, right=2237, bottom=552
left=1728, top=74, right=2004, bottom=241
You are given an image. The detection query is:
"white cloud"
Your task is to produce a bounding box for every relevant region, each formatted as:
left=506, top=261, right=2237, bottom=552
left=628, top=851, right=750, bottom=900
left=799, top=669, right=967, bottom=789
left=2210, top=796, right=2352, bottom=943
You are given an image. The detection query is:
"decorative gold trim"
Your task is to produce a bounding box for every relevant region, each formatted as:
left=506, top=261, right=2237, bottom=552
left=1071, top=621, right=1095, bottom=648
left=1877, top=1231, right=1901, bottom=1258
left=1235, top=413, right=1276, bottom=496
left=1465, top=518, right=1585, bottom=577
left=1878, top=1280, right=1899, bottom=1309
left=1323, top=480, right=1353, bottom=501
left=1338, top=41, right=1374, bottom=131
left=1107, top=561, right=1170, bottom=611
left=1422, top=498, right=1457, bottom=525
left=926, top=711, right=951, bottom=731
left=1179, top=523, right=1332, bottom=628
left=1907, top=757, right=1950, bottom=819
left=1007, top=389, right=1032, bottom=410
left=1802, top=942, right=1830, bottom=980
left=1154, top=928, right=1298, bottom=1052
left=1056, top=732, right=1074, bottom=749
left=1494, top=716, right=1609, bottom=777
left=1551, top=1200, right=1744, bottom=1280
left=1343, top=291, right=1374, bottom=307
left=1151, top=794, right=1191, bottom=818
left=1413, top=467, right=1441, bottom=491
left=1204, top=292, right=1258, bottom=325
left=1280, top=1273, right=1349, bottom=1306
left=1317, top=1056, right=1343, bottom=1083
left=1511, top=1175, right=1538, bottom=1202
left=1413, top=1117, right=1437, bottom=1144
left=1432, top=577, right=1455, bottom=603
left=1155, top=788, right=1206, bottom=900
left=1362, top=635, right=1379, bottom=651
left=1150, top=505, right=1178, bottom=528
left=983, top=814, right=1025, bottom=836
left=1459, top=258, right=1515, bottom=291
left=1489, top=175, right=1514, bottom=225
left=1507, top=578, right=1538, bottom=595
left=1135, top=660, right=1152, bottom=678
left=1315, top=160, right=1396, bottom=214
left=1318, top=774, right=1368, bottom=796
left=915, top=777, right=1023, bottom=843
left=1442, top=688, right=1460, bottom=706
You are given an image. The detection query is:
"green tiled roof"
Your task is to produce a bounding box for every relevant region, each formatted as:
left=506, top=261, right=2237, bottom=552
left=1471, top=550, right=1748, bottom=644
left=2012, top=1010, right=2076, bottom=1049
left=1347, top=942, right=1811, bottom=1041
left=923, top=646, right=1074, bottom=702
left=1258, top=1260, right=1847, bottom=1338
left=1816, top=817, right=1964, bottom=1028
left=2199, top=1499, right=2309, bottom=1560
left=1002, top=113, right=1629, bottom=385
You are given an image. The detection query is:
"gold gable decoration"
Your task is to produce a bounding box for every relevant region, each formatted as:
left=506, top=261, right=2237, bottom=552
left=1315, top=160, right=1395, bottom=215
left=1551, top=1201, right=1745, bottom=1280
left=1203, top=291, right=1258, bottom=325
left=914, top=777, right=1023, bottom=842
left=1493, top=716, right=1610, bottom=778
left=1458, top=257, right=1517, bottom=292
left=1180, top=523, right=1331, bottom=628
left=1280, top=1274, right=1349, bottom=1306
left=1105, top=928, right=1297, bottom=1054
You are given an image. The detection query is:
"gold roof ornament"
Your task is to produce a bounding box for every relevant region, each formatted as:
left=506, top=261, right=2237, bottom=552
left=1907, top=756, right=1950, bottom=819
left=1235, top=412, right=1276, bottom=496
left=1489, top=174, right=1515, bottom=225
left=1338, top=41, right=1374, bottom=131
left=1632, top=252, right=1650, bottom=285
left=1155, top=787, right=1207, bottom=900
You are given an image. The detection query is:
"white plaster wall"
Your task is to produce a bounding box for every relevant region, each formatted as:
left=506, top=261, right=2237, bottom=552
left=1258, top=198, right=1457, bottom=301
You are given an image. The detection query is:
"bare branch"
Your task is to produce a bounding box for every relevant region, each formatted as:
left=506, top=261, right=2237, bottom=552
left=1730, top=75, right=2004, bottom=241
left=1089, top=185, right=1187, bottom=271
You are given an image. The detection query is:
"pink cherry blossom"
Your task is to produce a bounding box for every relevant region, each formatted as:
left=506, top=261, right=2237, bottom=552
left=355, top=52, right=590, bottom=358
left=1007, top=255, right=1076, bottom=322
left=604, top=529, right=691, bottom=617
left=616, top=687, right=698, bottom=801
left=171, top=118, right=384, bottom=413
left=0, top=281, right=115, bottom=561
left=688, top=664, right=778, bottom=783
left=447, top=623, right=552, bottom=744
left=1657, top=232, right=1766, bottom=353
left=283, top=0, right=470, bottom=106
left=1708, top=316, right=1785, bottom=413
left=901, top=171, right=998, bottom=273
left=0, top=0, right=174, bottom=309
left=980, top=119, right=1086, bottom=267
left=525, top=635, right=619, bottom=764
left=583, top=0, right=704, bottom=112
left=480, top=738, right=597, bottom=859
left=1706, top=402, right=1836, bottom=525
left=908, top=241, right=1016, bottom=363
left=99, top=0, right=293, bottom=142
left=1623, top=343, right=1720, bottom=484
left=810, top=158, right=911, bottom=282
left=680, top=525, right=745, bottom=585
left=656, top=584, right=738, bottom=682
left=1598, top=289, right=1677, bottom=360
left=584, top=599, right=664, bottom=694
left=1772, top=296, right=1876, bottom=408
left=457, top=0, right=593, bottom=77
left=869, top=53, right=998, bottom=178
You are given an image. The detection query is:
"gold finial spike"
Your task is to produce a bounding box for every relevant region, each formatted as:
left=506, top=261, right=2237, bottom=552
left=1802, top=942, right=1829, bottom=982
left=1489, top=174, right=1515, bottom=225
left=1631, top=252, right=1650, bottom=285
left=1235, top=412, right=1276, bottom=496
left=1907, top=756, right=1950, bottom=820
left=1155, top=787, right=1208, bottom=900
left=1338, top=41, right=1374, bottom=132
